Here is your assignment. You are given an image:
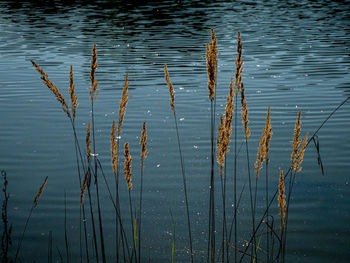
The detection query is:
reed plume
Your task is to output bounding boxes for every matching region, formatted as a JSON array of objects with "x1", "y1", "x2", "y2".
[
  {"x1": 234, "y1": 32, "x2": 243, "y2": 94},
  {"x1": 291, "y1": 112, "x2": 301, "y2": 169},
  {"x1": 90, "y1": 43, "x2": 98, "y2": 103},
  {"x1": 254, "y1": 106, "x2": 272, "y2": 178},
  {"x1": 34, "y1": 176, "x2": 48, "y2": 208},
  {"x1": 206, "y1": 28, "x2": 218, "y2": 101},
  {"x1": 31, "y1": 60, "x2": 70, "y2": 118},
  {"x1": 118, "y1": 74, "x2": 129, "y2": 136},
  {"x1": 69, "y1": 65, "x2": 78, "y2": 120},
  {"x1": 80, "y1": 171, "x2": 89, "y2": 206},
  {"x1": 140, "y1": 121, "x2": 148, "y2": 163},
  {"x1": 164, "y1": 64, "x2": 175, "y2": 114},
  {"x1": 240, "y1": 83, "x2": 250, "y2": 142},
  {"x1": 124, "y1": 143, "x2": 132, "y2": 191},
  {"x1": 278, "y1": 169, "x2": 286, "y2": 230},
  {"x1": 86, "y1": 122, "x2": 91, "y2": 163},
  {"x1": 111, "y1": 120, "x2": 118, "y2": 176},
  {"x1": 296, "y1": 132, "x2": 309, "y2": 172},
  {"x1": 216, "y1": 78, "x2": 234, "y2": 168}
]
